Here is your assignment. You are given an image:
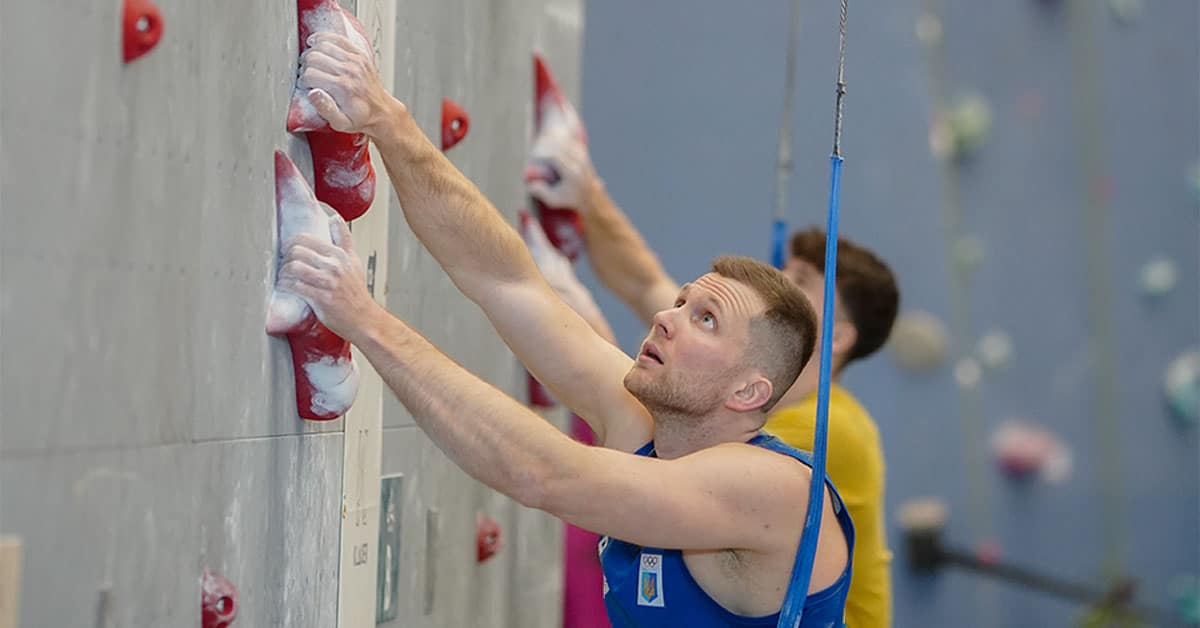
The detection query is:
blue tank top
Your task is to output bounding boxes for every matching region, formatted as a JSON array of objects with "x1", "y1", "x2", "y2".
[{"x1": 599, "y1": 433, "x2": 854, "y2": 628}]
